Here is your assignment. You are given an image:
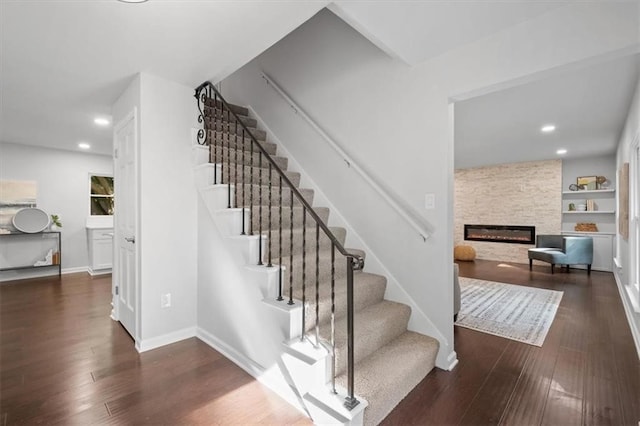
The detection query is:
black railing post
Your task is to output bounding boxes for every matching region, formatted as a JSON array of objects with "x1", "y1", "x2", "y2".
[
  {"x1": 344, "y1": 256, "x2": 360, "y2": 410},
  {"x1": 277, "y1": 175, "x2": 283, "y2": 301}
]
